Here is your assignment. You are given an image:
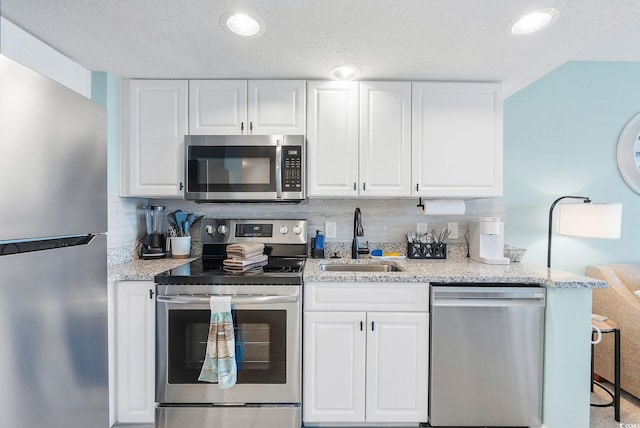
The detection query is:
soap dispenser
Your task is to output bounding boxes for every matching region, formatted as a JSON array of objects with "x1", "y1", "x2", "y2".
[{"x1": 312, "y1": 230, "x2": 325, "y2": 258}]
